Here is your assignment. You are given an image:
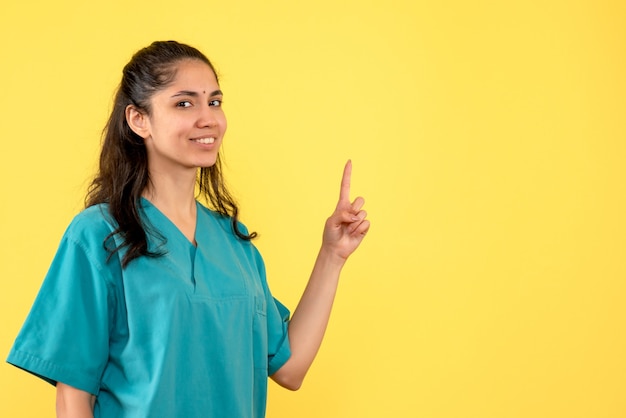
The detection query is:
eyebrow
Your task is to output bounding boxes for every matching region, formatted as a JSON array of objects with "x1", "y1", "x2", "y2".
[{"x1": 171, "y1": 89, "x2": 223, "y2": 98}]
